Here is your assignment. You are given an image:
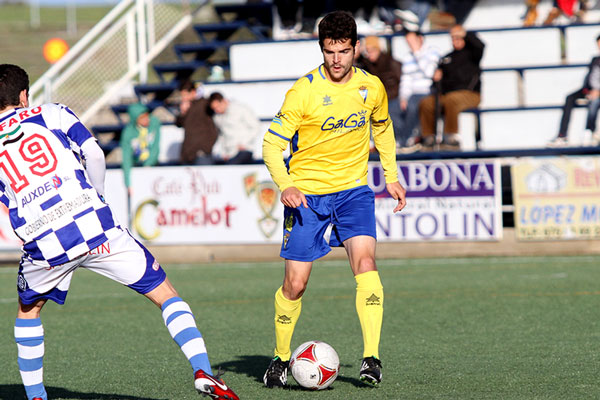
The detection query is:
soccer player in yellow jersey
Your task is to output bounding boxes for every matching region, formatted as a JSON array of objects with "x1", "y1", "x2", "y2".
[{"x1": 262, "y1": 11, "x2": 407, "y2": 388}]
